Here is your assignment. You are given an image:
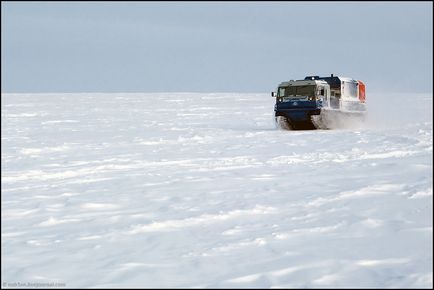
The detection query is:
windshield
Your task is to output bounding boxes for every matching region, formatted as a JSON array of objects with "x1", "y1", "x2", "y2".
[{"x1": 279, "y1": 85, "x2": 316, "y2": 98}]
